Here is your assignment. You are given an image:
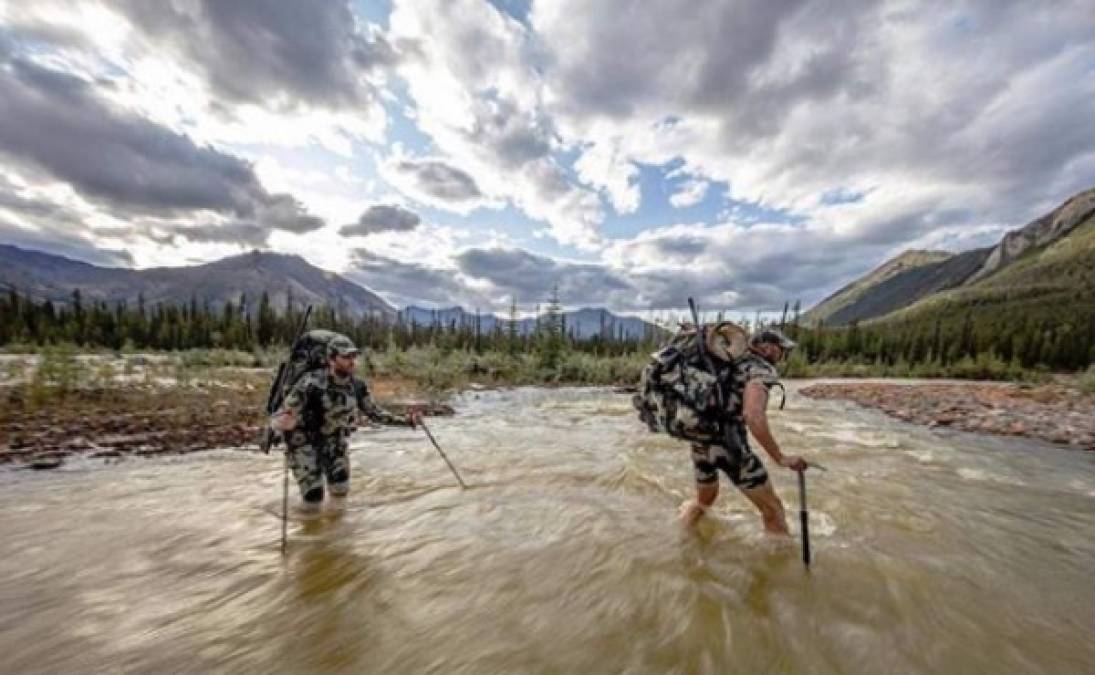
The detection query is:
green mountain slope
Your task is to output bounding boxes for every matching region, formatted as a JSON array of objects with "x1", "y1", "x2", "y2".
[
  {"x1": 824, "y1": 247, "x2": 990, "y2": 325},
  {"x1": 803, "y1": 249, "x2": 952, "y2": 324},
  {"x1": 874, "y1": 208, "x2": 1095, "y2": 329},
  {"x1": 808, "y1": 187, "x2": 1095, "y2": 329}
]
